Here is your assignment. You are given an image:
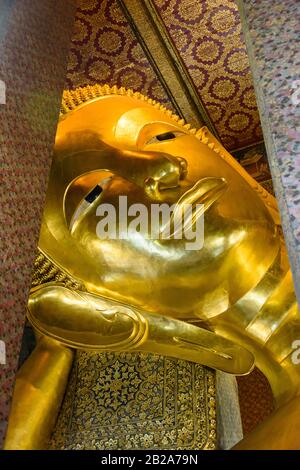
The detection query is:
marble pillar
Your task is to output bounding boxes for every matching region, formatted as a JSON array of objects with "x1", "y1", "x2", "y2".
[
  {"x1": 237, "y1": 0, "x2": 300, "y2": 303},
  {"x1": 0, "y1": 0, "x2": 75, "y2": 445}
]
